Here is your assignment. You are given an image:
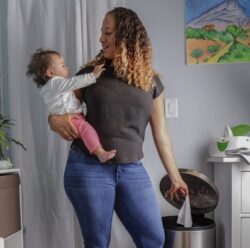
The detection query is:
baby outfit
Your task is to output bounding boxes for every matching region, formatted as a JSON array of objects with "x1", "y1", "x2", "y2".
[{"x1": 40, "y1": 74, "x2": 101, "y2": 153}]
